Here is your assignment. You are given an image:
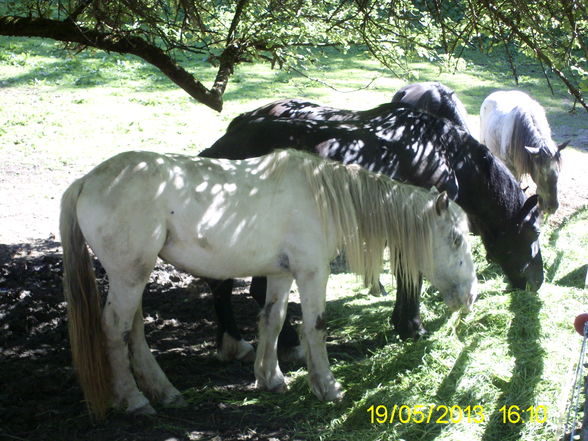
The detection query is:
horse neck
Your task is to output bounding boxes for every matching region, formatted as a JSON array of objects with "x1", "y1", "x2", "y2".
[
  {"x1": 452, "y1": 138, "x2": 525, "y2": 231},
  {"x1": 444, "y1": 101, "x2": 471, "y2": 134},
  {"x1": 304, "y1": 162, "x2": 433, "y2": 291},
  {"x1": 510, "y1": 108, "x2": 556, "y2": 176}
]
